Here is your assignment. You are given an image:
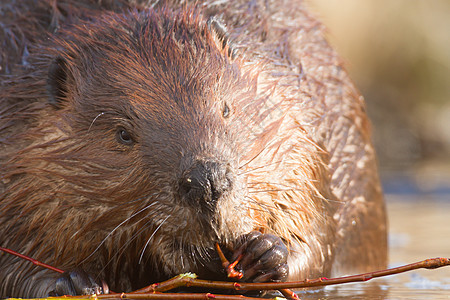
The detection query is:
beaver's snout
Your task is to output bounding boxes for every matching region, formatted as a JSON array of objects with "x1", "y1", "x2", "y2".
[{"x1": 178, "y1": 160, "x2": 233, "y2": 213}]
